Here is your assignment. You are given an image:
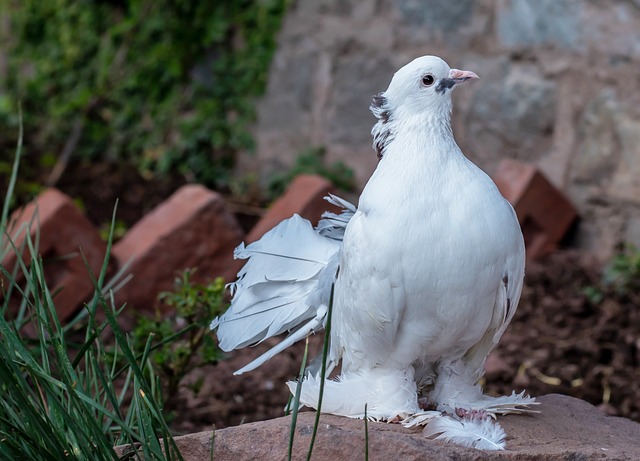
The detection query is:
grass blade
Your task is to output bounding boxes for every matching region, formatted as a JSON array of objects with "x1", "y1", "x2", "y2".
[
  {"x1": 364, "y1": 403, "x2": 369, "y2": 461},
  {"x1": 306, "y1": 283, "x2": 335, "y2": 461},
  {"x1": 209, "y1": 425, "x2": 216, "y2": 461},
  {"x1": 1, "y1": 104, "x2": 22, "y2": 230},
  {"x1": 288, "y1": 336, "x2": 310, "y2": 461}
]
